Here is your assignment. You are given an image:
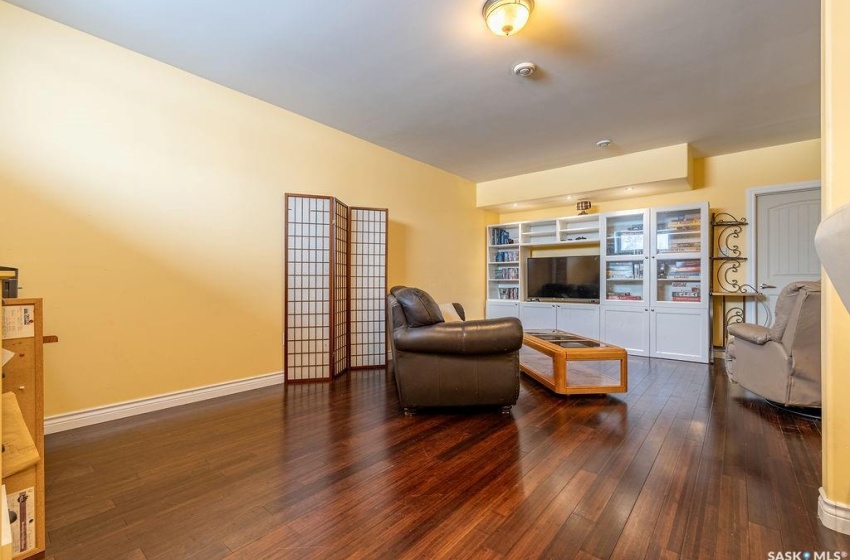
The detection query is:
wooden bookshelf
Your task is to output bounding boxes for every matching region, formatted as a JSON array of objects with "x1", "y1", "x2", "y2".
[{"x1": 1, "y1": 298, "x2": 46, "y2": 560}]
